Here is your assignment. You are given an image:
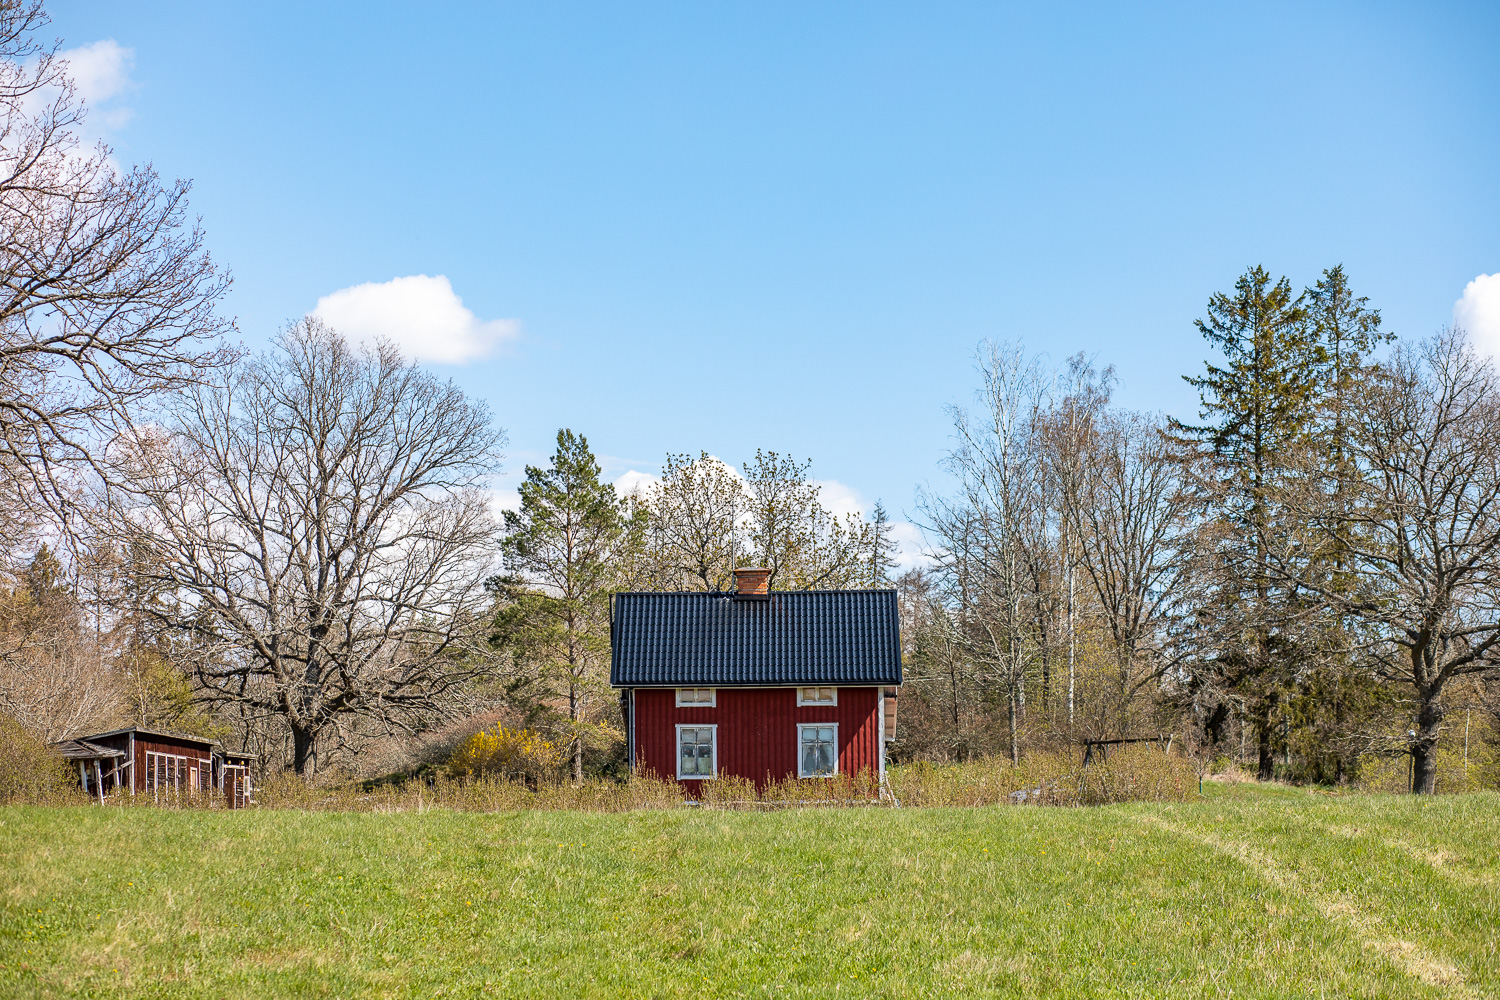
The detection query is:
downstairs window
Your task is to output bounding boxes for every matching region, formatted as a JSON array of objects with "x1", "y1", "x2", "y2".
[
  {"x1": 798, "y1": 725, "x2": 838, "y2": 778},
  {"x1": 677, "y1": 725, "x2": 716, "y2": 779}
]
